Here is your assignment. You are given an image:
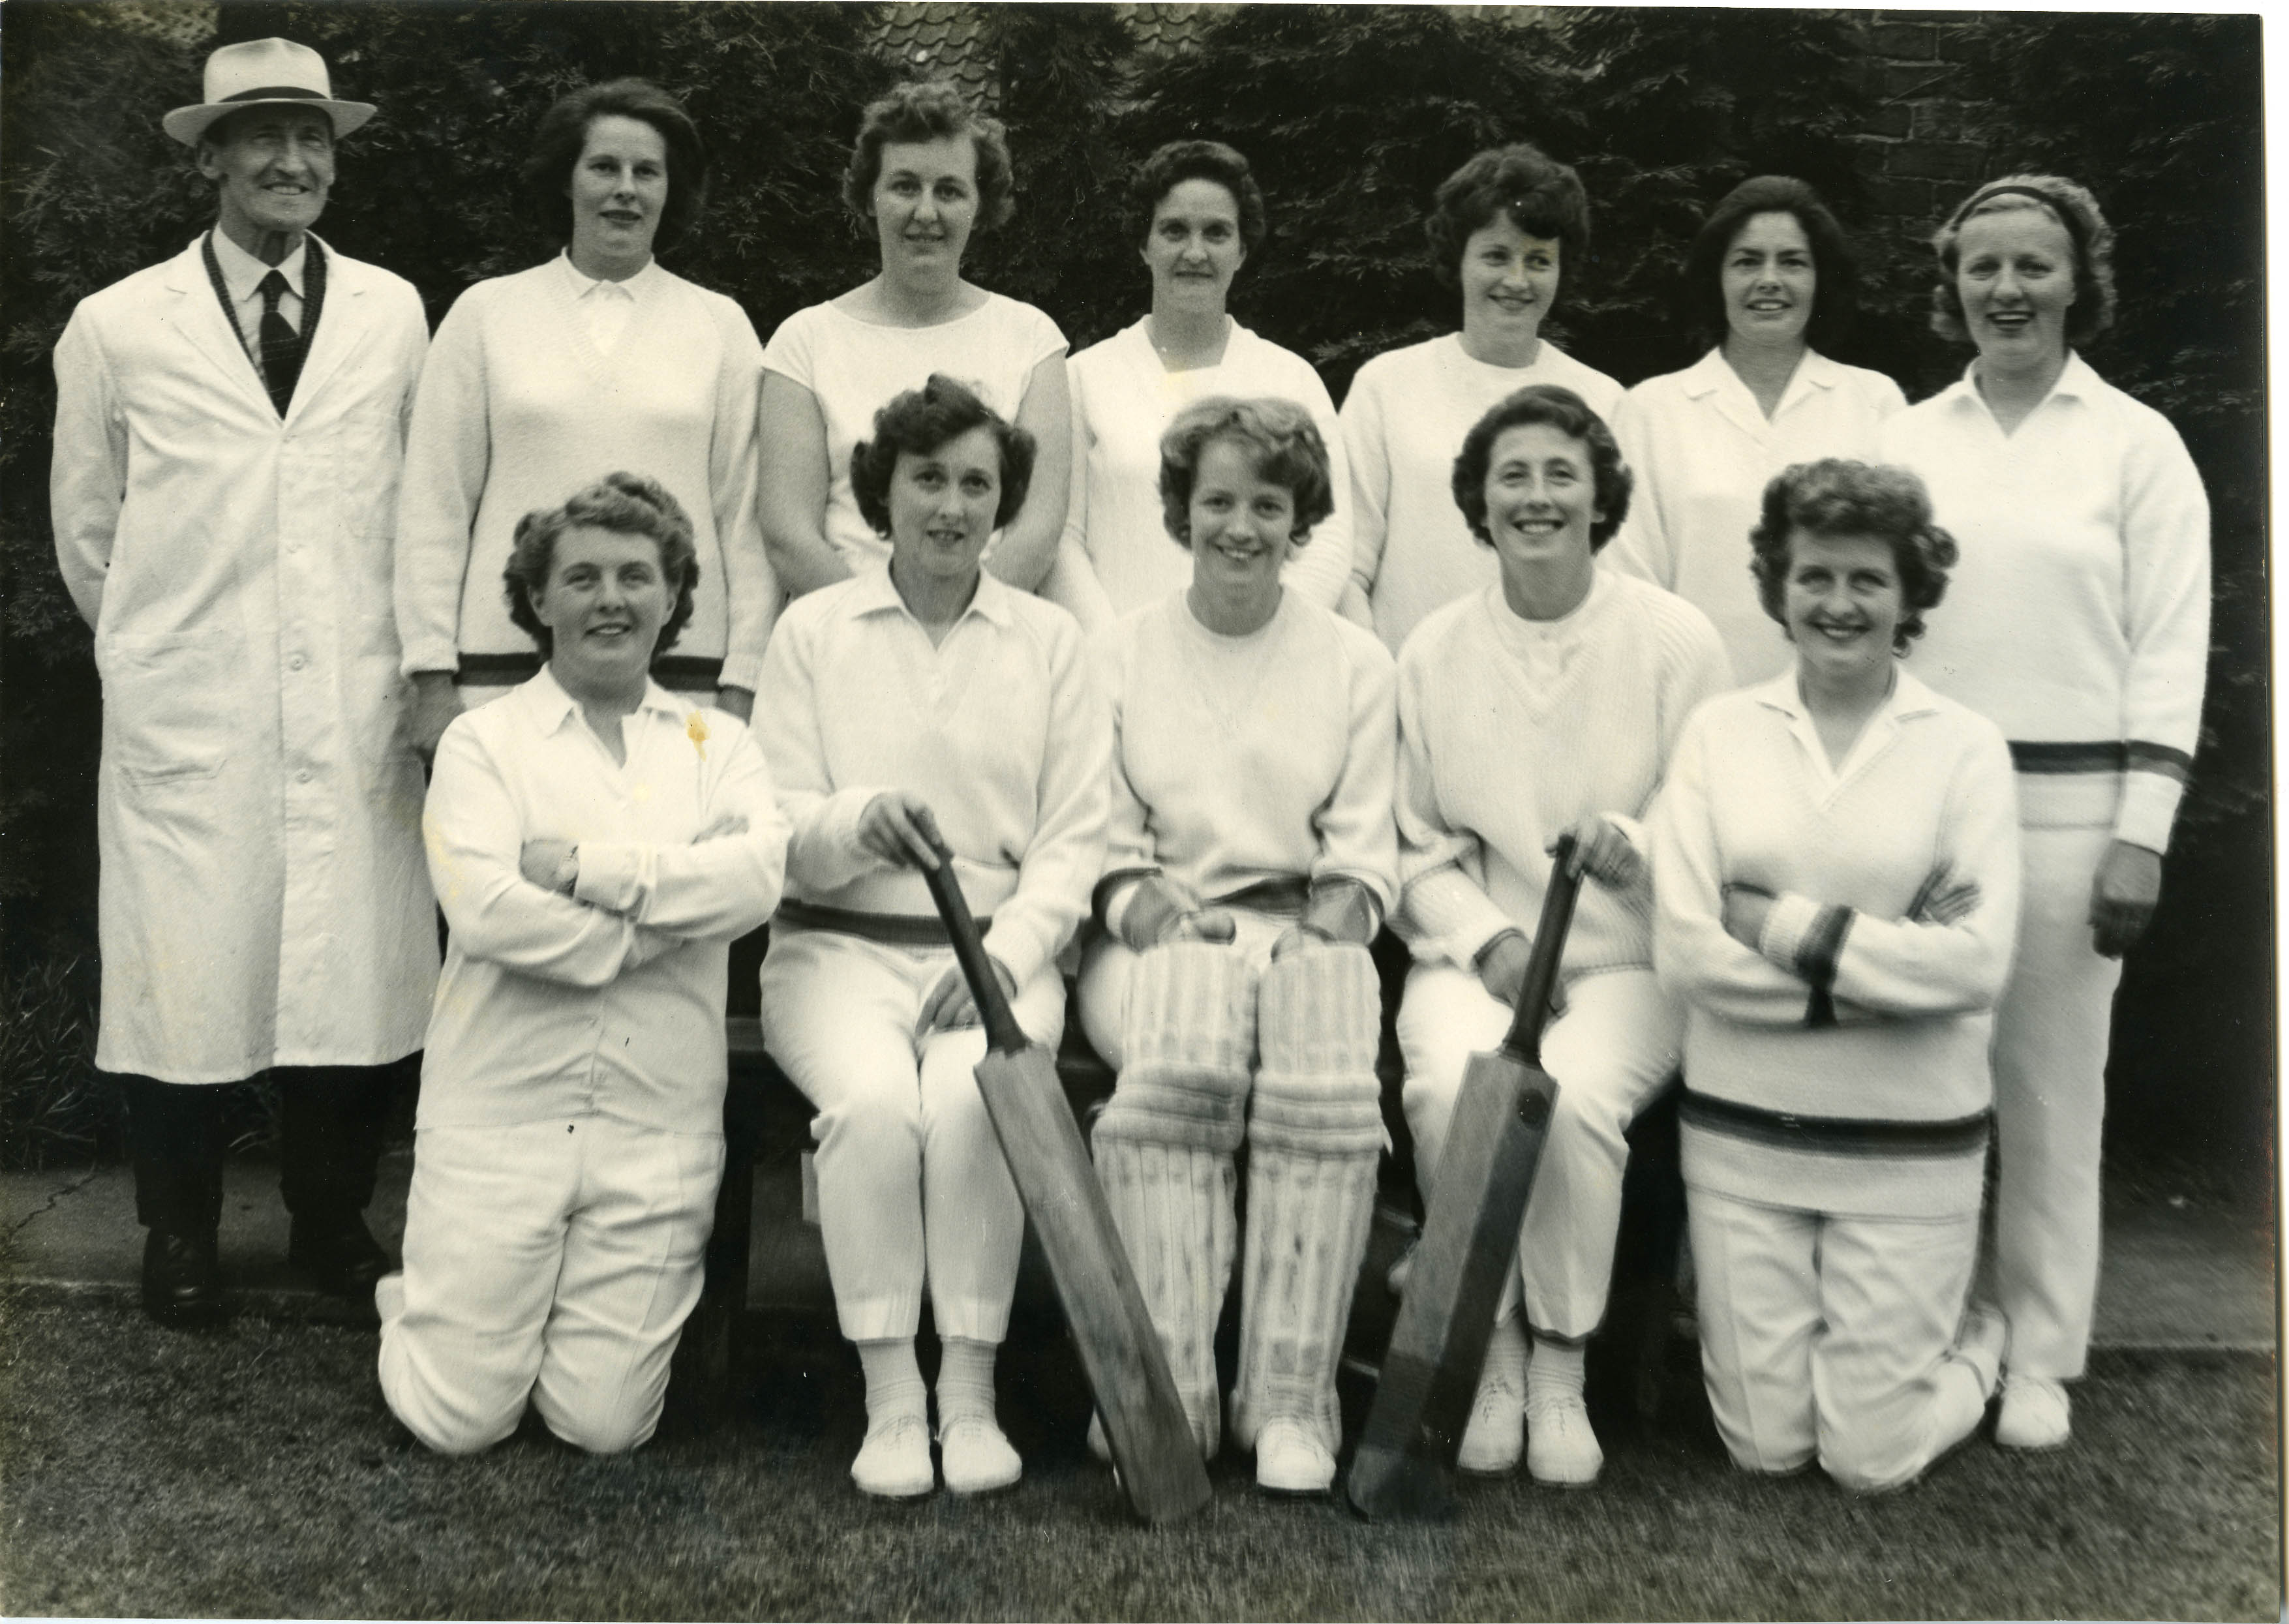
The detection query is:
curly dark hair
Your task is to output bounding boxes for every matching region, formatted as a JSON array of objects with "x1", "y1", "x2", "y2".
[
  {"x1": 1682, "y1": 175, "x2": 1861, "y2": 353},
  {"x1": 1129, "y1": 139, "x2": 1268, "y2": 257},
  {"x1": 519, "y1": 79, "x2": 710, "y2": 251},
  {"x1": 1449, "y1": 385, "x2": 1632, "y2": 552},
  {"x1": 1156, "y1": 396, "x2": 1335, "y2": 549},
  {"x1": 1928, "y1": 173, "x2": 2116, "y2": 348},
  {"x1": 841, "y1": 80, "x2": 1015, "y2": 232},
  {"x1": 851, "y1": 374, "x2": 1036, "y2": 537},
  {"x1": 1425, "y1": 143, "x2": 1590, "y2": 294},
  {"x1": 1748, "y1": 459, "x2": 1959, "y2": 652},
  {"x1": 505, "y1": 472, "x2": 700, "y2": 657}
]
